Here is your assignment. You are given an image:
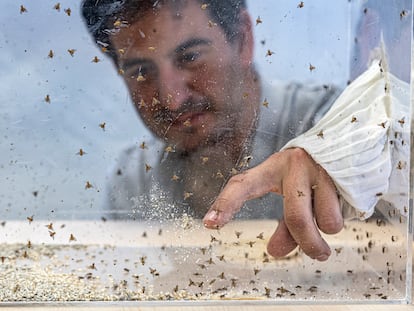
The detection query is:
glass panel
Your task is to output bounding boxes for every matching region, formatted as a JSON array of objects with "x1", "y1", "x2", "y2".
[{"x1": 0, "y1": 0, "x2": 412, "y2": 305}]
